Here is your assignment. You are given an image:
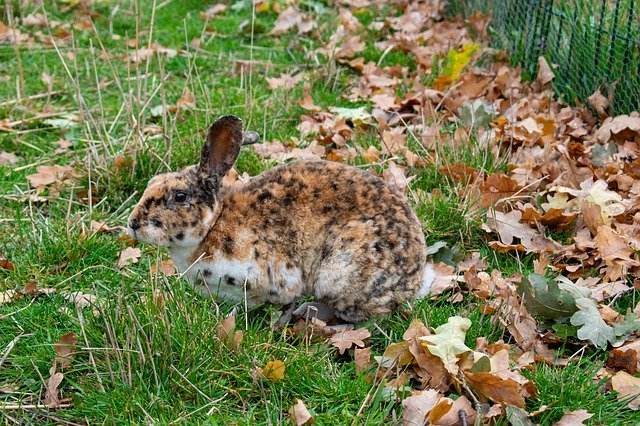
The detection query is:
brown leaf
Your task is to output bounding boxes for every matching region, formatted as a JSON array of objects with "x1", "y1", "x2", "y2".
[
  {"x1": 289, "y1": 399, "x2": 315, "y2": 425},
  {"x1": 0, "y1": 151, "x2": 19, "y2": 165},
  {"x1": 200, "y1": 3, "x2": 227, "y2": 19},
  {"x1": 261, "y1": 360, "x2": 285, "y2": 382},
  {"x1": 329, "y1": 328, "x2": 371, "y2": 354},
  {"x1": 117, "y1": 247, "x2": 141, "y2": 269},
  {"x1": 0, "y1": 290, "x2": 16, "y2": 307},
  {"x1": 465, "y1": 371, "x2": 526, "y2": 408},
  {"x1": 177, "y1": 89, "x2": 195, "y2": 110},
  {"x1": 0, "y1": 257, "x2": 14, "y2": 271},
  {"x1": 432, "y1": 396, "x2": 476, "y2": 426},
  {"x1": 216, "y1": 315, "x2": 242, "y2": 350},
  {"x1": 402, "y1": 389, "x2": 441, "y2": 426},
  {"x1": 608, "y1": 338, "x2": 640, "y2": 374},
  {"x1": 427, "y1": 399, "x2": 453, "y2": 424},
  {"x1": 354, "y1": 347, "x2": 372, "y2": 373},
  {"x1": 588, "y1": 89, "x2": 609, "y2": 119},
  {"x1": 611, "y1": 370, "x2": 640, "y2": 410},
  {"x1": 54, "y1": 332, "x2": 78, "y2": 370},
  {"x1": 298, "y1": 82, "x2": 322, "y2": 112},
  {"x1": 553, "y1": 409, "x2": 593, "y2": 426},
  {"x1": 383, "y1": 161, "x2": 412, "y2": 192},
  {"x1": 150, "y1": 259, "x2": 176, "y2": 277},
  {"x1": 480, "y1": 173, "x2": 522, "y2": 208},
  {"x1": 44, "y1": 372, "x2": 64, "y2": 408},
  {"x1": 266, "y1": 72, "x2": 303, "y2": 90},
  {"x1": 537, "y1": 56, "x2": 555, "y2": 85}
]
